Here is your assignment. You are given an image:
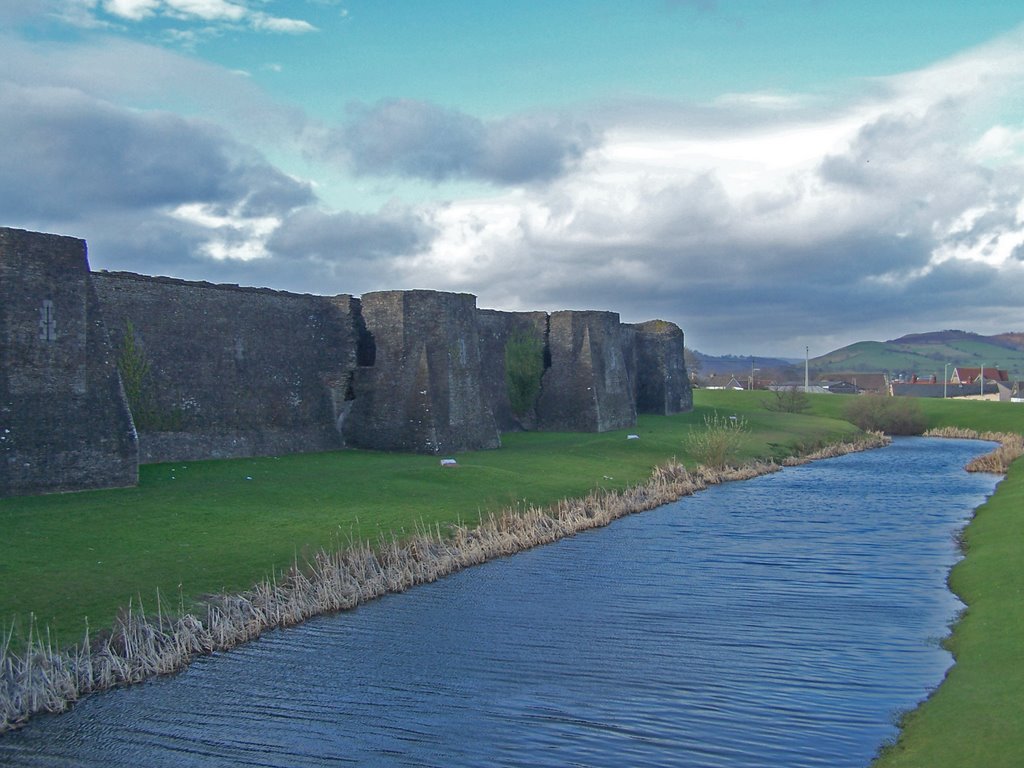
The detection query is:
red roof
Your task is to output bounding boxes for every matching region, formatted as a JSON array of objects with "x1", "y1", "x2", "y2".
[{"x1": 952, "y1": 367, "x2": 1009, "y2": 384}]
